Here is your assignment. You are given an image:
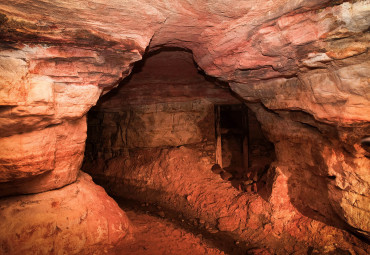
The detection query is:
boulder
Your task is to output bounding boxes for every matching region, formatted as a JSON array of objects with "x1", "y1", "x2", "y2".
[{"x1": 0, "y1": 171, "x2": 132, "y2": 255}]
